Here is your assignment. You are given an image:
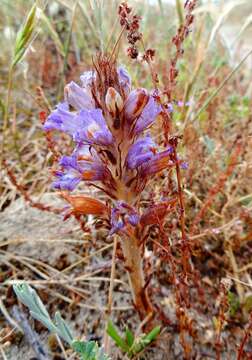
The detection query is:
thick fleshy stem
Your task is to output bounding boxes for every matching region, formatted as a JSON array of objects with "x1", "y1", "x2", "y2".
[{"x1": 120, "y1": 234, "x2": 153, "y2": 321}]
